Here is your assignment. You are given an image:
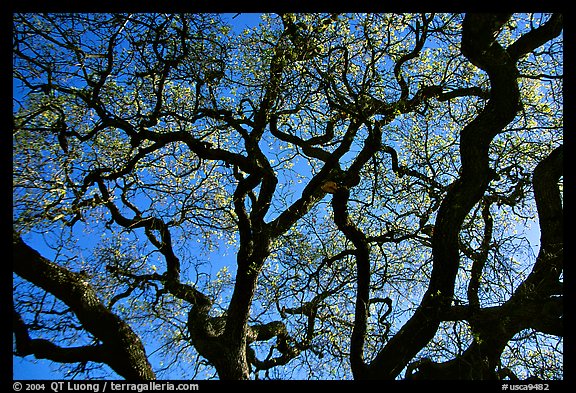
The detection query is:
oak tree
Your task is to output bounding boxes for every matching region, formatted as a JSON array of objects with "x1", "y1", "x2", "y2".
[{"x1": 13, "y1": 13, "x2": 563, "y2": 380}]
